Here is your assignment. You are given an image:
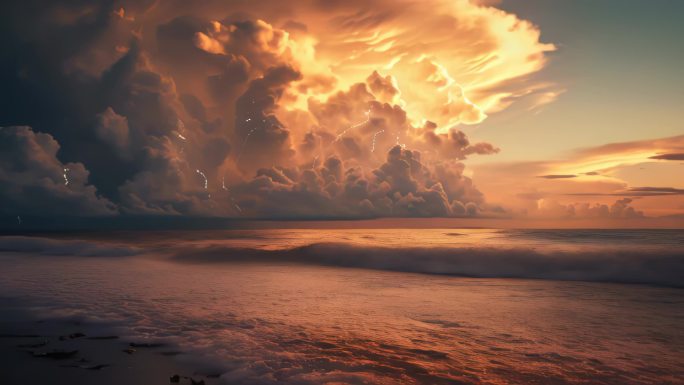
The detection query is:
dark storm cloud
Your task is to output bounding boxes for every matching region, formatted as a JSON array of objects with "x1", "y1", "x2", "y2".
[
  {"x1": 234, "y1": 66, "x2": 301, "y2": 172},
  {"x1": 0, "y1": 0, "x2": 503, "y2": 218},
  {"x1": 227, "y1": 145, "x2": 486, "y2": 218},
  {"x1": 0, "y1": 126, "x2": 117, "y2": 216}
]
